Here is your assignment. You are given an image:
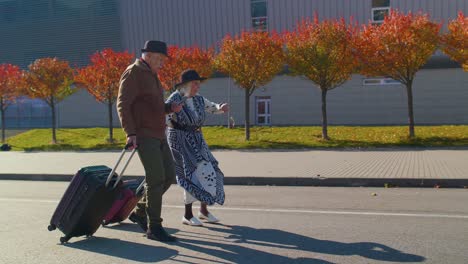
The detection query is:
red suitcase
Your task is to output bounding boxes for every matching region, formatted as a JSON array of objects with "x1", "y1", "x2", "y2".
[
  {"x1": 48, "y1": 147, "x2": 137, "y2": 243},
  {"x1": 102, "y1": 178, "x2": 145, "y2": 225}
]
